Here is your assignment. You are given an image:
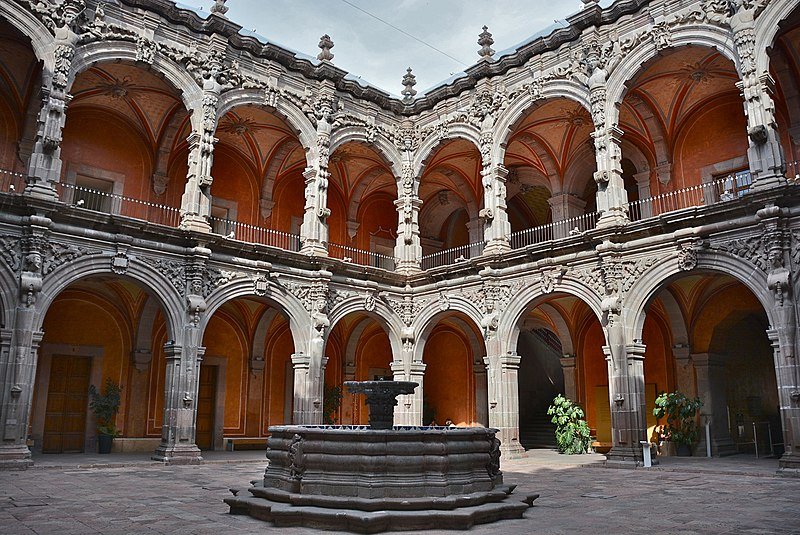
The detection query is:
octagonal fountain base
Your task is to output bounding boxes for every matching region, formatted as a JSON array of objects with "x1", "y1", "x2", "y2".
[{"x1": 225, "y1": 425, "x2": 537, "y2": 532}]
